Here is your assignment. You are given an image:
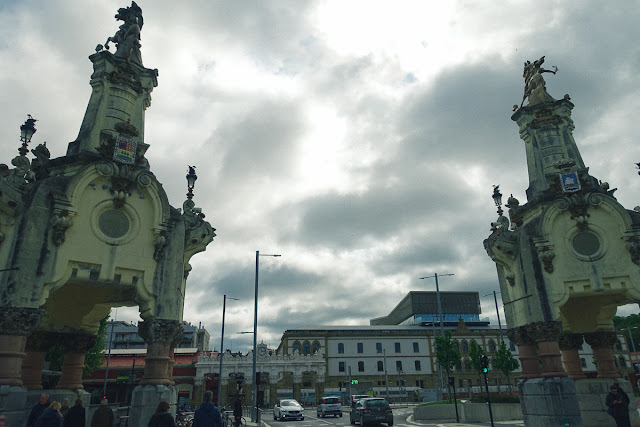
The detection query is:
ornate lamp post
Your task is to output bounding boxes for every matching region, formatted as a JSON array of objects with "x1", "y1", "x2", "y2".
[
  {"x1": 186, "y1": 166, "x2": 198, "y2": 199},
  {"x1": 19, "y1": 115, "x2": 37, "y2": 156},
  {"x1": 492, "y1": 185, "x2": 503, "y2": 217}
]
